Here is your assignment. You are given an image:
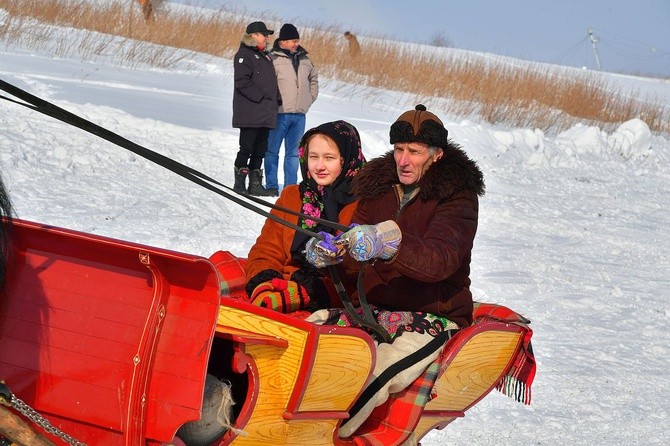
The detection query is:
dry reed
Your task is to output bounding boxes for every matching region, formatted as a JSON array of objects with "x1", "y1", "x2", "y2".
[{"x1": 1, "y1": 0, "x2": 667, "y2": 134}]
